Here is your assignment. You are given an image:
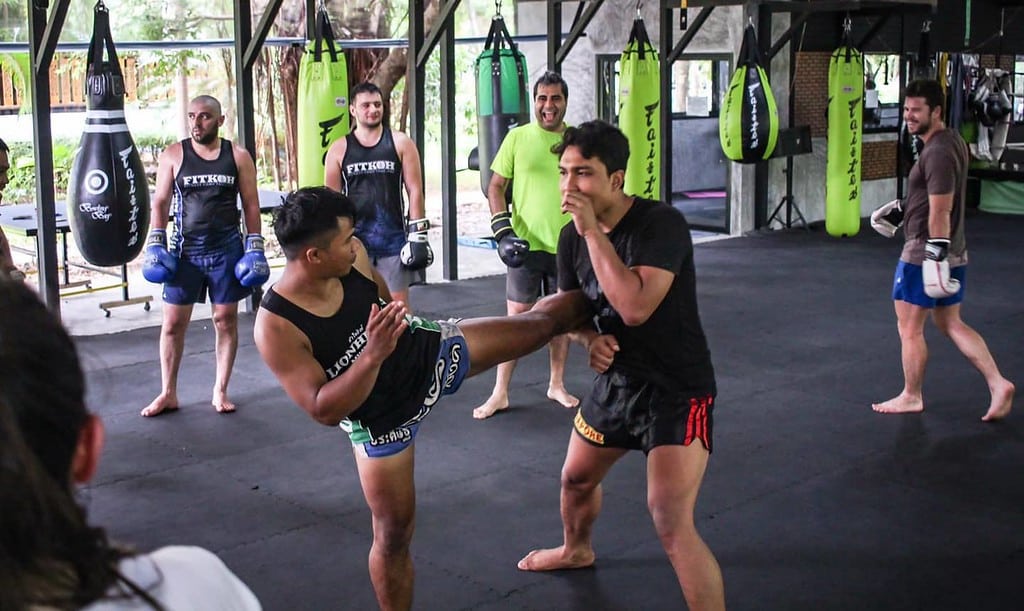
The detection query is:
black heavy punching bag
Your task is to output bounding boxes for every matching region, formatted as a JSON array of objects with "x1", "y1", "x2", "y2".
[
  {"x1": 474, "y1": 14, "x2": 529, "y2": 196},
  {"x1": 67, "y1": 1, "x2": 150, "y2": 267}
]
